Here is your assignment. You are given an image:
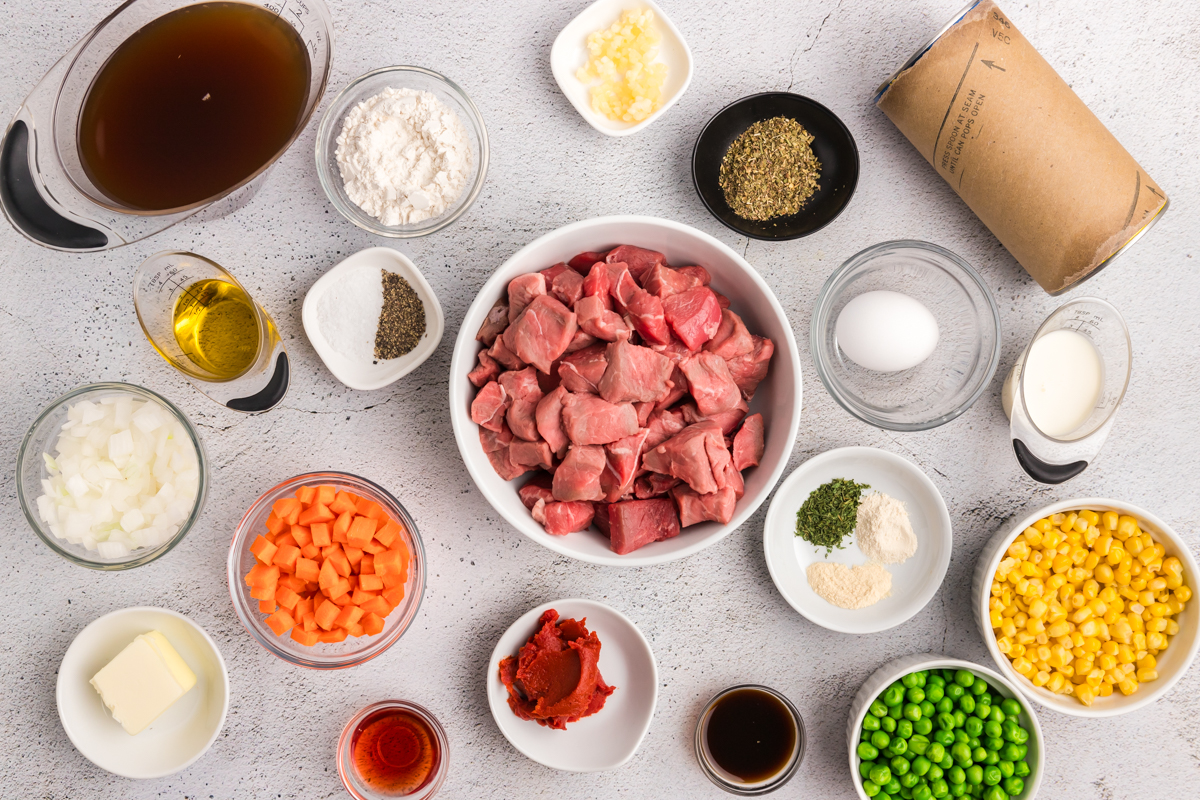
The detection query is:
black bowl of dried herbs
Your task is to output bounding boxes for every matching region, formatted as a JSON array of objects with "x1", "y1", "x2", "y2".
[{"x1": 692, "y1": 93, "x2": 859, "y2": 240}]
